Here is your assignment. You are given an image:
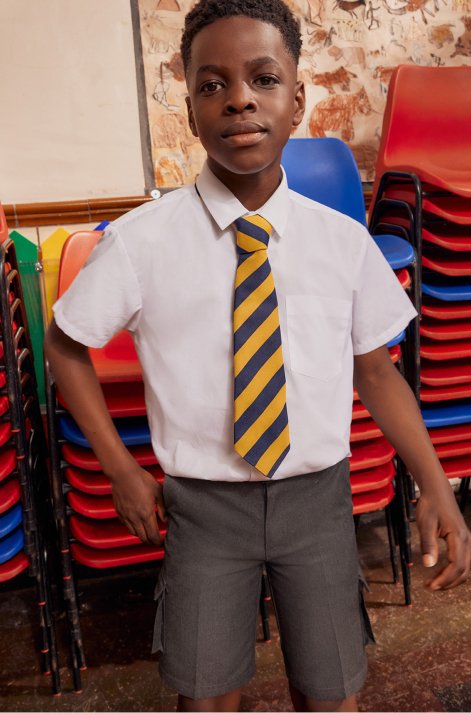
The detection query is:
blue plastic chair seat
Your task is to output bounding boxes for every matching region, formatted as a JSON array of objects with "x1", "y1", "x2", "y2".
[
  {"x1": 59, "y1": 415, "x2": 151, "y2": 448},
  {"x1": 0, "y1": 526, "x2": 24, "y2": 564},
  {"x1": 386, "y1": 330, "x2": 405, "y2": 348},
  {"x1": 421, "y1": 401, "x2": 471, "y2": 428},
  {"x1": 422, "y1": 271, "x2": 471, "y2": 302},
  {"x1": 0, "y1": 503, "x2": 23, "y2": 540},
  {"x1": 373, "y1": 234, "x2": 415, "y2": 270}
]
